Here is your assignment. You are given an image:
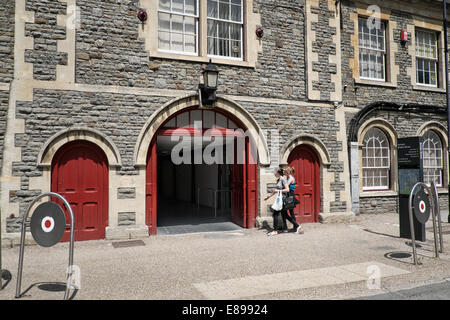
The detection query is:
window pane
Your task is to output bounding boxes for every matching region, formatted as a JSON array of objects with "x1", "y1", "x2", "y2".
[
  {"x1": 231, "y1": 40, "x2": 241, "y2": 58},
  {"x1": 158, "y1": 31, "x2": 170, "y2": 50},
  {"x1": 422, "y1": 130, "x2": 443, "y2": 186},
  {"x1": 362, "y1": 128, "x2": 390, "y2": 189},
  {"x1": 231, "y1": 4, "x2": 241, "y2": 22},
  {"x1": 185, "y1": 16, "x2": 196, "y2": 34},
  {"x1": 171, "y1": 14, "x2": 183, "y2": 33},
  {"x1": 218, "y1": 21, "x2": 228, "y2": 39},
  {"x1": 172, "y1": 0, "x2": 184, "y2": 13},
  {"x1": 358, "y1": 17, "x2": 385, "y2": 80},
  {"x1": 185, "y1": 35, "x2": 196, "y2": 53},
  {"x1": 218, "y1": 38, "x2": 229, "y2": 56},
  {"x1": 208, "y1": 36, "x2": 217, "y2": 55},
  {"x1": 230, "y1": 23, "x2": 241, "y2": 40},
  {"x1": 158, "y1": 2, "x2": 199, "y2": 54},
  {"x1": 207, "y1": 20, "x2": 216, "y2": 37},
  {"x1": 207, "y1": 0, "x2": 243, "y2": 59},
  {"x1": 207, "y1": 0, "x2": 218, "y2": 18},
  {"x1": 159, "y1": 0, "x2": 170, "y2": 11},
  {"x1": 185, "y1": 0, "x2": 197, "y2": 15},
  {"x1": 172, "y1": 33, "x2": 183, "y2": 51},
  {"x1": 158, "y1": 13, "x2": 170, "y2": 31},
  {"x1": 219, "y1": 1, "x2": 230, "y2": 20}
]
